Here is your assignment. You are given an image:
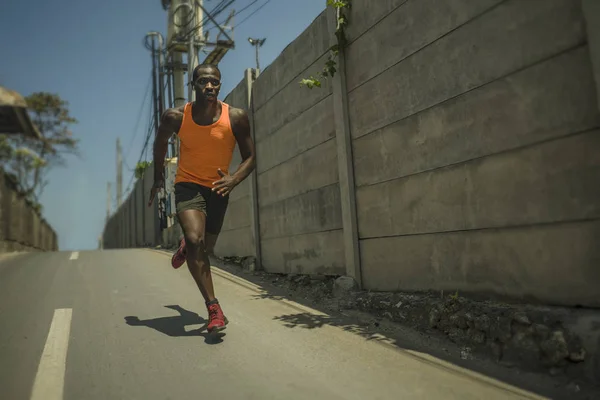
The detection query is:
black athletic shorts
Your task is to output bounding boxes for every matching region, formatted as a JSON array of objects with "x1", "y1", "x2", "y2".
[{"x1": 174, "y1": 182, "x2": 229, "y2": 235}]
